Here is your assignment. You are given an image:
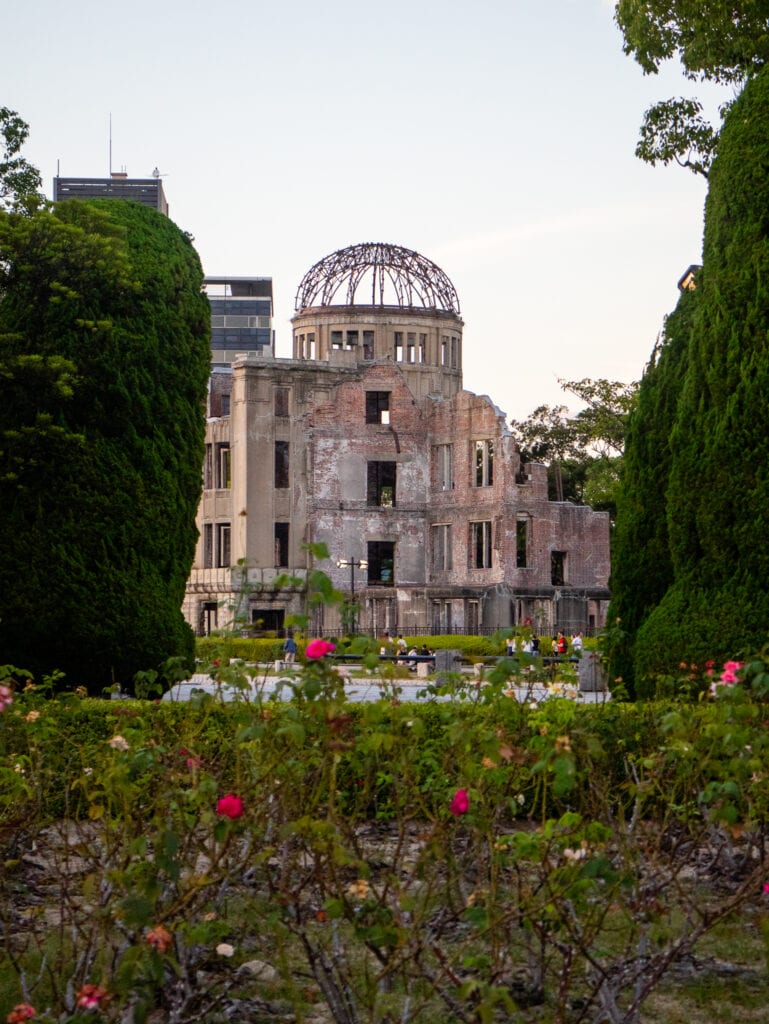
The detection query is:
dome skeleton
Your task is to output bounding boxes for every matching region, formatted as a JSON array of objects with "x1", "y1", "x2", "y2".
[{"x1": 294, "y1": 242, "x2": 461, "y2": 315}]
